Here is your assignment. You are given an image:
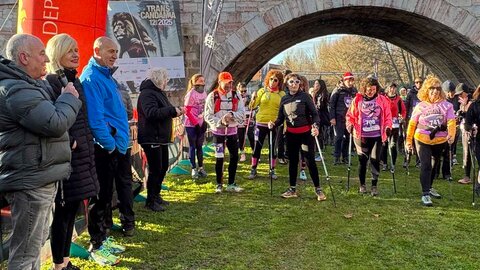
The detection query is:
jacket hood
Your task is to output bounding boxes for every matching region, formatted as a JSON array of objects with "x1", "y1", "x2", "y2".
[
  {"x1": 140, "y1": 79, "x2": 161, "y2": 92},
  {"x1": 0, "y1": 55, "x2": 39, "y2": 87}
]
